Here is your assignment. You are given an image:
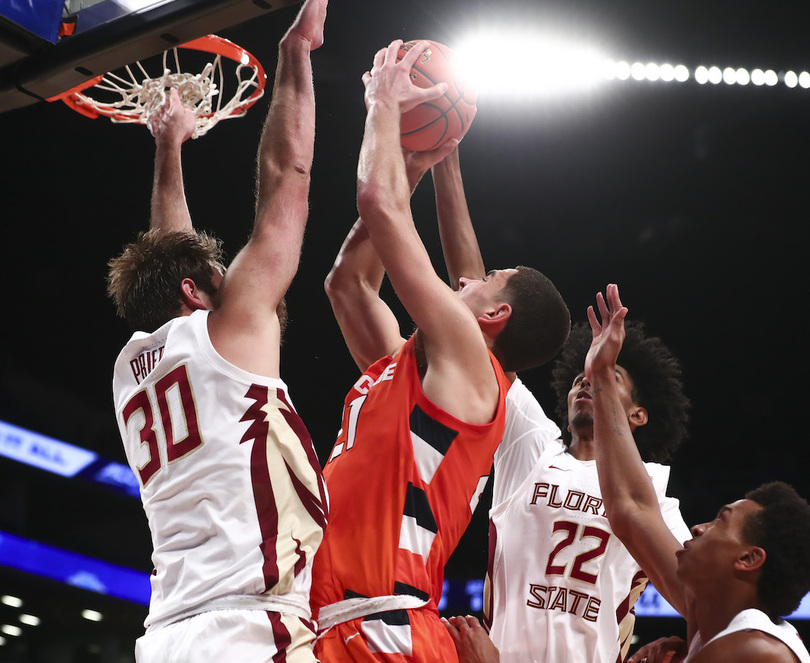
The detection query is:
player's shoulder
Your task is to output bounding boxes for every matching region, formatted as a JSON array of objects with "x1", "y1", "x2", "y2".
[{"x1": 694, "y1": 629, "x2": 803, "y2": 663}]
